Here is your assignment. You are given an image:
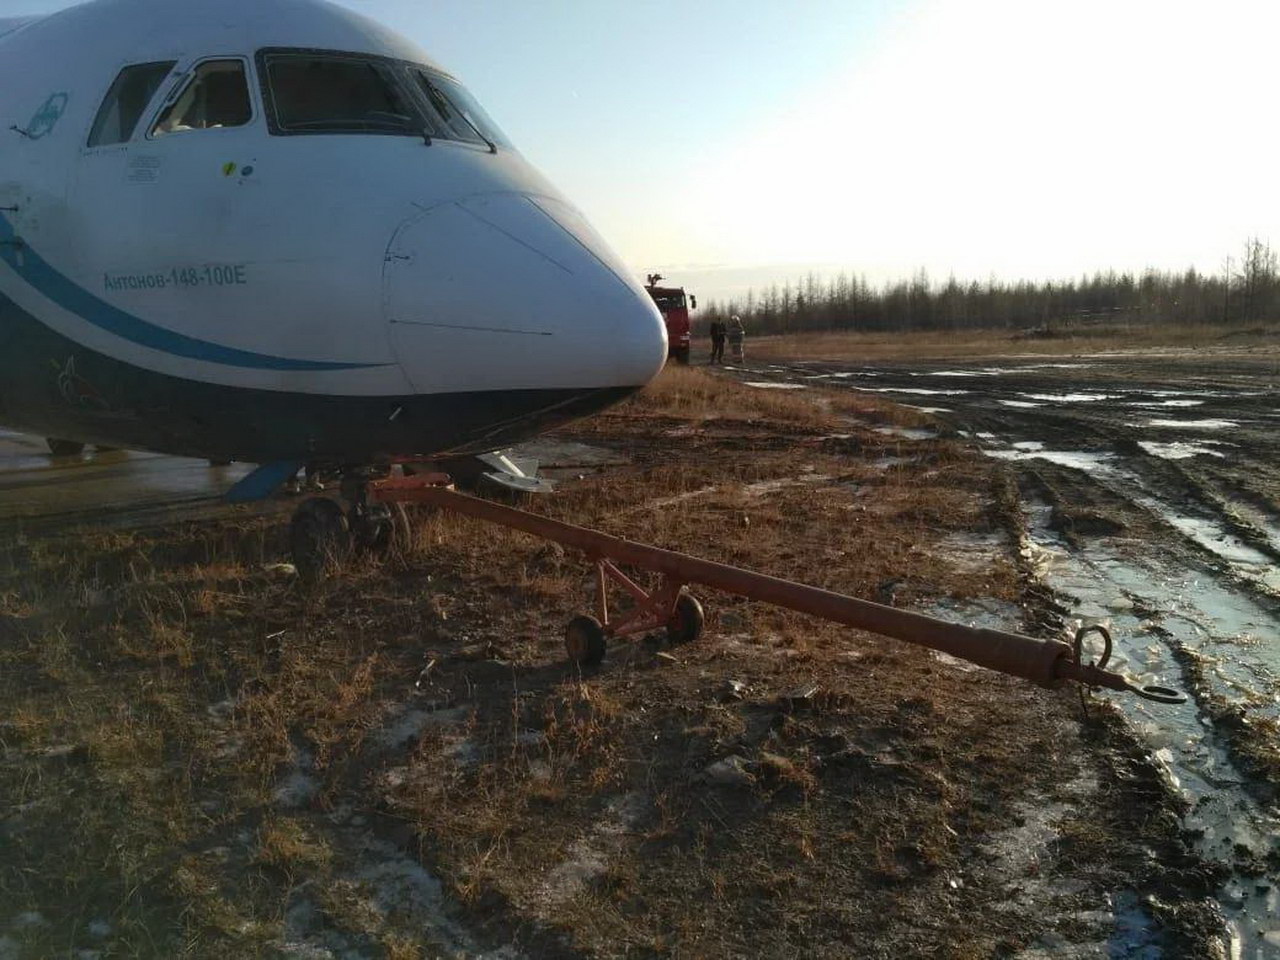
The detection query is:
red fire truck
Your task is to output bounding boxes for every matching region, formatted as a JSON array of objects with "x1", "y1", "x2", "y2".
[{"x1": 645, "y1": 274, "x2": 696, "y2": 364}]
